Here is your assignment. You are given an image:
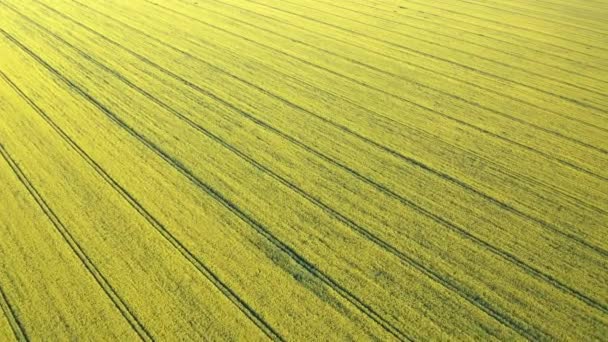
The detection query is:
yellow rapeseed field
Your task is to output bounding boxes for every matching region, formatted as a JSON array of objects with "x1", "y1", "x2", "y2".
[{"x1": 0, "y1": 0, "x2": 607, "y2": 340}]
